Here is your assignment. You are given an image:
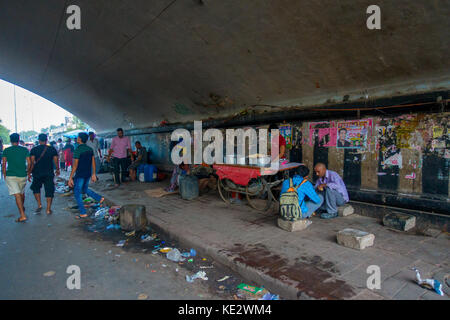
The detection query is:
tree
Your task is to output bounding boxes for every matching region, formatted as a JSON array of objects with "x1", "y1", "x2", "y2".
[
  {"x1": 19, "y1": 130, "x2": 38, "y2": 142},
  {"x1": 72, "y1": 116, "x2": 88, "y2": 130},
  {"x1": 0, "y1": 120, "x2": 10, "y2": 144}
]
